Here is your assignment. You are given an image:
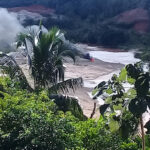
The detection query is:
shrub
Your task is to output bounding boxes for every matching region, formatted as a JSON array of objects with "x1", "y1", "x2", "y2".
[
  {"x1": 0, "y1": 77, "x2": 81, "y2": 150},
  {"x1": 120, "y1": 141, "x2": 138, "y2": 150},
  {"x1": 0, "y1": 77, "x2": 142, "y2": 150},
  {"x1": 74, "y1": 118, "x2": 122, "y2": 150}
]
